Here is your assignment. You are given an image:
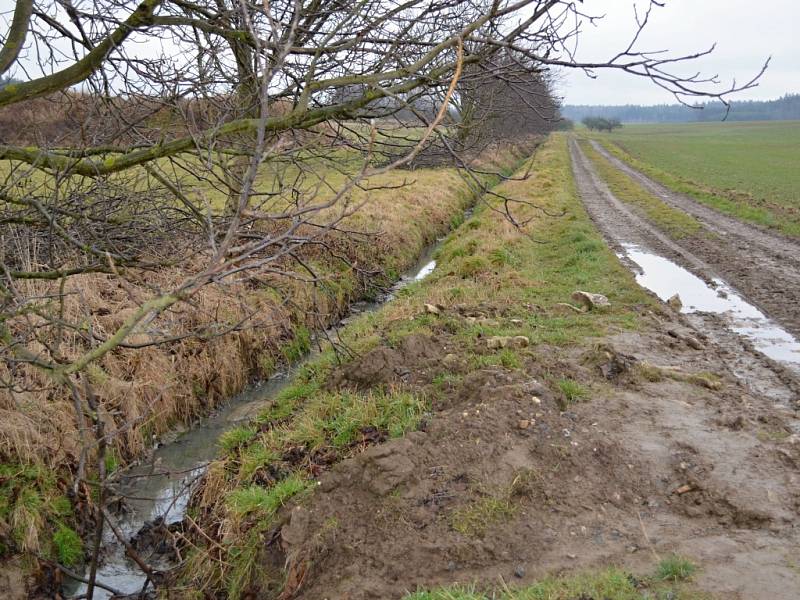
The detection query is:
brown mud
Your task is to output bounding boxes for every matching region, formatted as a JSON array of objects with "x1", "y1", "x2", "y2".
[
  {"x1": 570, "y1": 137, "x2": 800, "y2": 395},
  {"x1": 588, "y1": 139, "x2": 800, "y2": 340},
  {"x1": 261, "y1": 302, "x2": 800, "y2": 599}
]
